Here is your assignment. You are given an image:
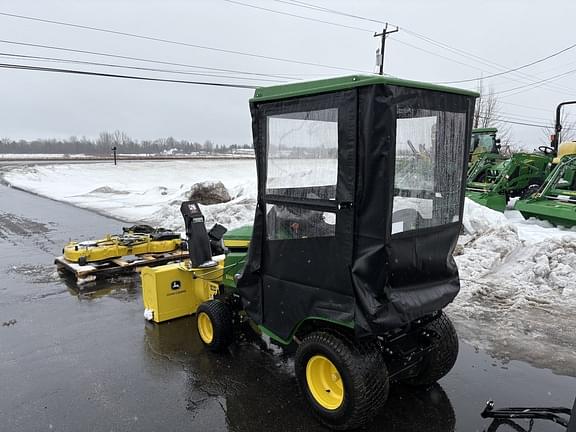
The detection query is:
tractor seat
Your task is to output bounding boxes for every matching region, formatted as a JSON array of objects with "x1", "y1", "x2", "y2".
[
  {"x1": 553, "y1": 141, "x2": 576, "y2": 164},
  {"x1": 392, "y1": 208, "x2": 426, "y2": 232}
]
